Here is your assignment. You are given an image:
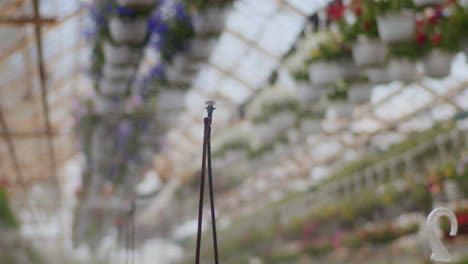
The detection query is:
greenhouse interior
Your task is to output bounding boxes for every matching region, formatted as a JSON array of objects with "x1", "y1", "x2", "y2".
[{"x1": 2, "y1": 0, "x2": 468, "y2": 263}]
